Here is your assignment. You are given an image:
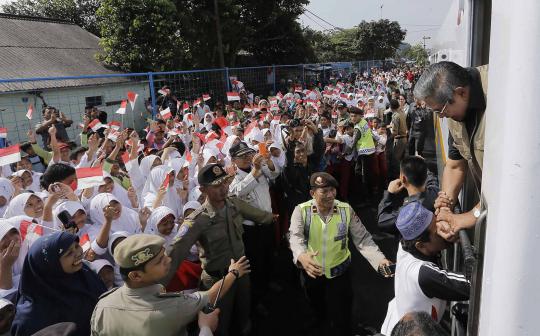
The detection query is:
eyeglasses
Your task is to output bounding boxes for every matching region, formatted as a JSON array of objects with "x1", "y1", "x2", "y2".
[{"x1": 433, "y1": 100, "x2": 449, "y2": 116}]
